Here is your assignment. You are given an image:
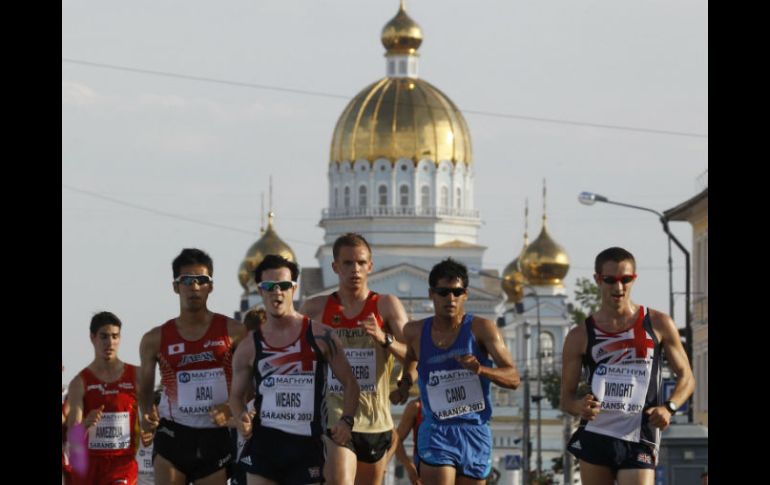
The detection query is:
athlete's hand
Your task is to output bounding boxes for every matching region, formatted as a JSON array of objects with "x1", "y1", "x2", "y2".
[
  {"x1": 390, "y1": 385, "x2": 409, "y2": 405},
  {"x1": 331, "y1": 420, "x2": 352, "y2": 446},
  {"x1": 645, "y1": 405, "x2": 673, "y2": 430},
  {"x1": 236, "y1": 410, "x2": 255, "y2": 439},
  {"x1": 141, "y1": 404, "x2": 160, "y2": 446},
  {"x1": 209, "y1": 402, "x2": 233, "y2": 427},
  {"x1": 358, "y1": 313, "x2": 385, "y2": 345},
  {"x1": 455, "y1": 354, "x2": 482, "y2": 374},
  {"x1": 580, "y1": 394, "x2": 601, "y2": 421},
  {"x1": 83, "y1": 405, "x2": 104, "y2": 429},
  {"x1": 406, "y1": 462, "x2": 422, "y2": 485}
]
